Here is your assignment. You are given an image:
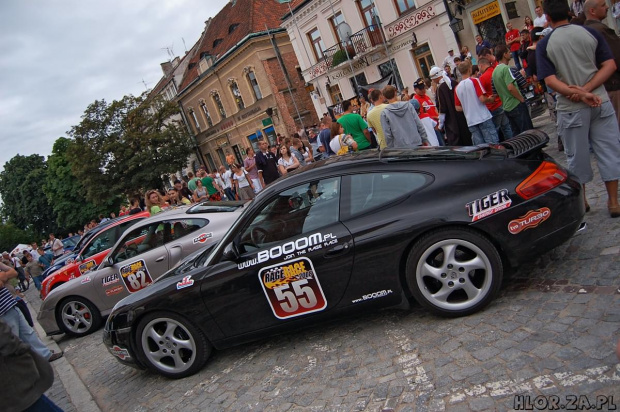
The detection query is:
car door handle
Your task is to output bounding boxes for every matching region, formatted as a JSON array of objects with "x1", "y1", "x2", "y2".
[
  {"x1": 155, "y1": 256, "x2": 166, "y2": 262},
  {"x1": 324, "y1": 242, "x2": 349, "y2": 258}
]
